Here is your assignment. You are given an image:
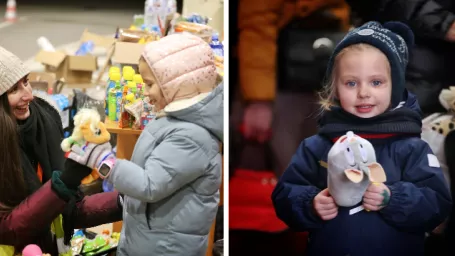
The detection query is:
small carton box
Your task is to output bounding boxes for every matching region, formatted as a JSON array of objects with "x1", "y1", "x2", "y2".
[
  {"x1": 35, "y1": 51, "x2": 98, "y2": 84},
  {"x1": 111, "y1": 41, "x2": 145, "y2": 66},
  {"x1": 29, "y1": 71, "x2": 58, "y2": 93}
]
